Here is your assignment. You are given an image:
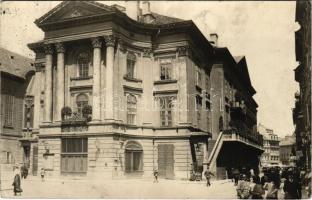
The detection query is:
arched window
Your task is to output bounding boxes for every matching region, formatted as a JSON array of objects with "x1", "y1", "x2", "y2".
[
  {"x1": 77, "y1": 52, "x2": 90, "y2": 78},
  {"x1": 126, "y1": 52, "x2": 136, "y2": 78},
  {"x1": 125, "y1": 141, "x2": 143, "y2": 173},
  {"x1": 127, "y1": 94, "x2": 137, "y2": 125},
  {"x1": 76, "y1": 94, "x2": 88, "y2": 115}
]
